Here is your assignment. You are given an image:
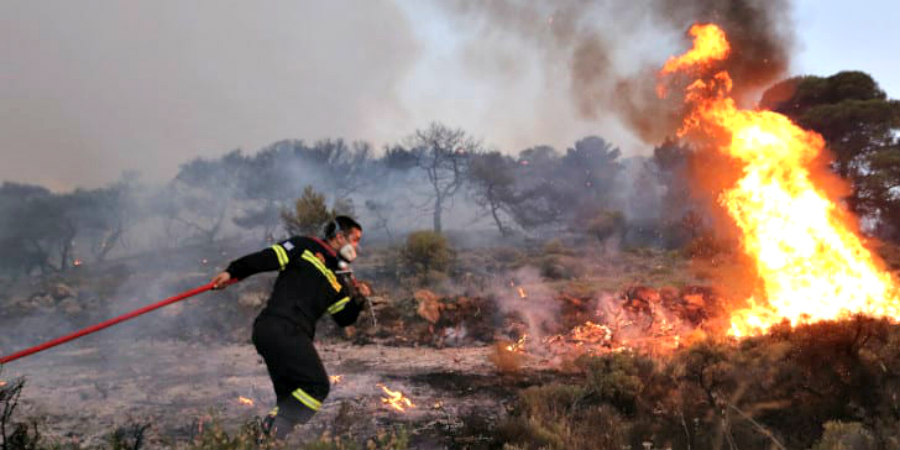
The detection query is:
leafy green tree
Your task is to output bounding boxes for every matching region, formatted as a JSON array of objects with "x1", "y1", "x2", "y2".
[{"x1": 282, "y1": 186, "x2": 332, "y2": 236}]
